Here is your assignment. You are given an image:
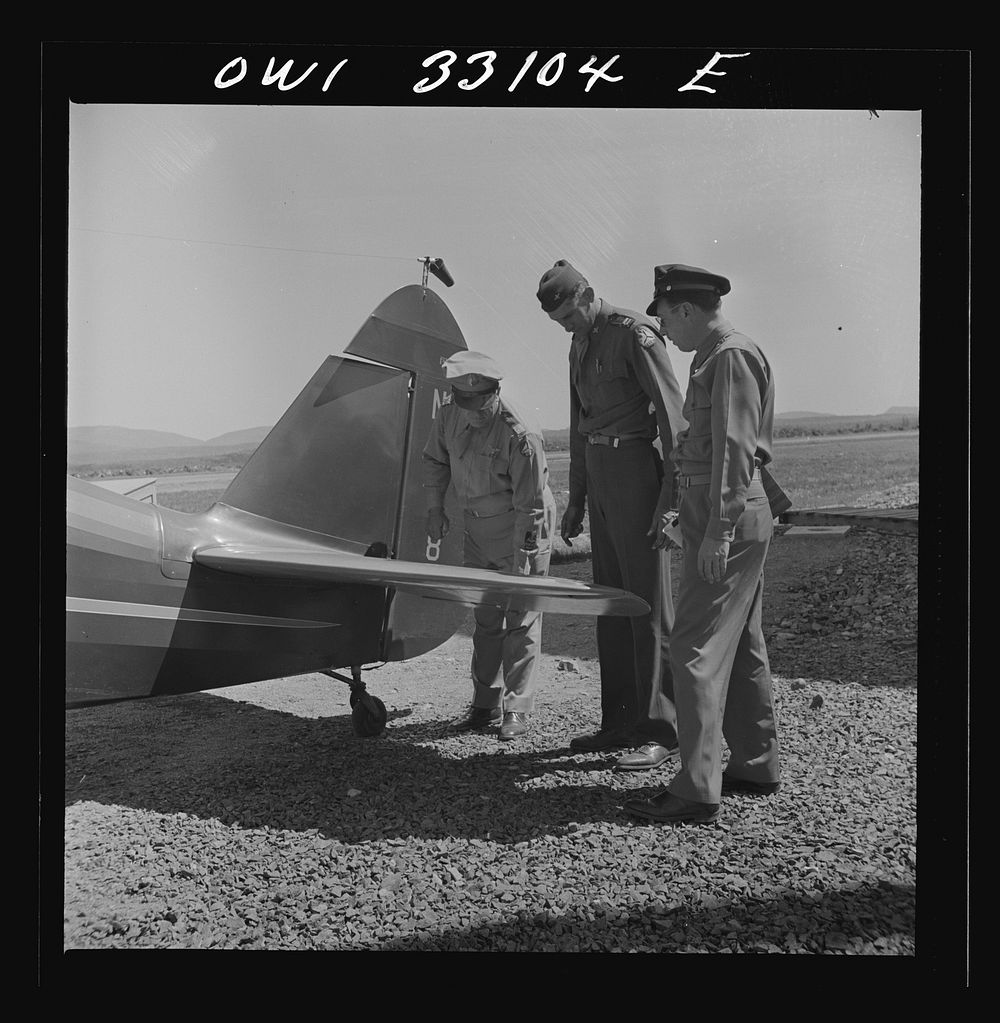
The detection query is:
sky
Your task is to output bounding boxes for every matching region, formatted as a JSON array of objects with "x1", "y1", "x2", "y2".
[{"x1": 67, "y1": 103, "x2": 921, "y2": 439}]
